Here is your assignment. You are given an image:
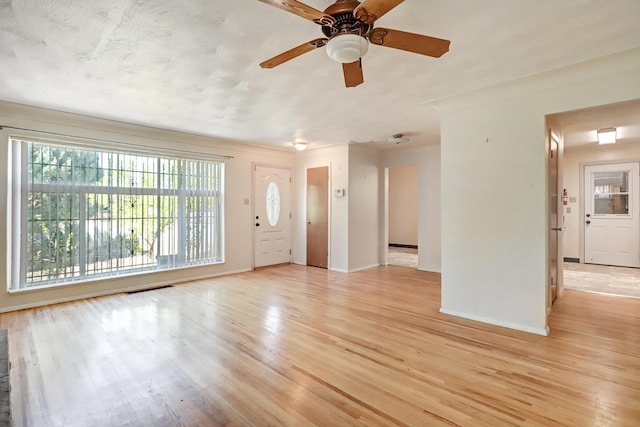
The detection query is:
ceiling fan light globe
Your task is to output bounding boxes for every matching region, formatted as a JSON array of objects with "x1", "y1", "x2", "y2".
[
  {"x1": 293, "y1": 142, "x2": 308, "y2": 151},
  {"x1": 326, "y1": 33, "x2": 368, "y2": 63}
]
